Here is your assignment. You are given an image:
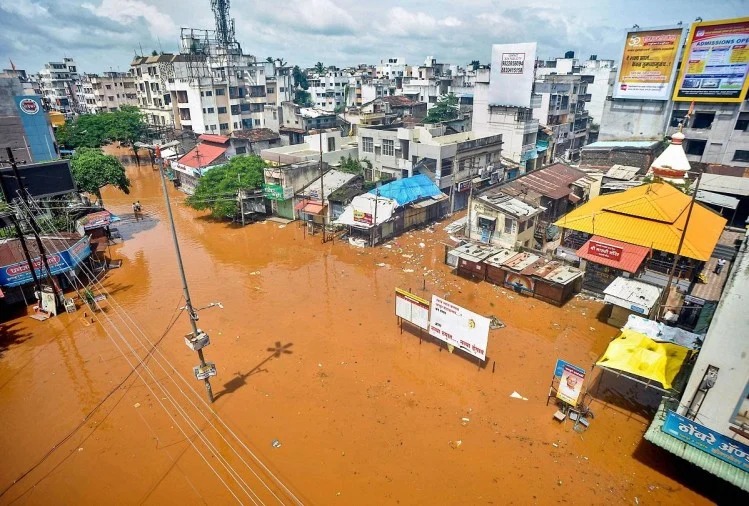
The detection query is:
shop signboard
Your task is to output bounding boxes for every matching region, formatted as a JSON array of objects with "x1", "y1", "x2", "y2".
[
  {"x1": 395, "y1": 288, "x2": 430, "y2": 331},
  {"x1": 263, "y1": 183, "x2": 293, "y2": 201},
  {"x1": 0, "y1": 236, "x2": 90, "y2": 287},
  {"x1": 673, "y1": 17, "x2": 749, "y2": 102},
  {"x1": 428, "y1": 295, "x2": 490, "y2": 361},
  {"x1": 662, "y1": 410, "x2": 749, "y2": 472},
  {"x1": 613, "y1": 27, "x2": 685, "y2": 100},
  {"x1": 588, "y1": 240, "x2": 623, "y2": 261}
]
